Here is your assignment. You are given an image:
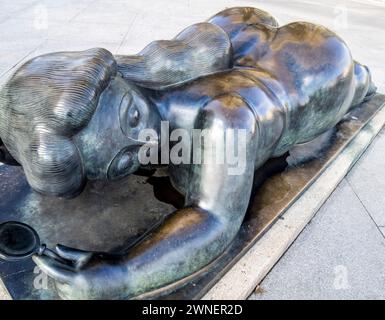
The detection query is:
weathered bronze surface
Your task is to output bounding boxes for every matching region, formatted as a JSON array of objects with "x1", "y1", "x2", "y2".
[
  {"x1": 0, "y1": 7, "x2": 377, "y2": 299},
  {"x1": 0, "y1": 94, "x2": 383, "y2": 299}
]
